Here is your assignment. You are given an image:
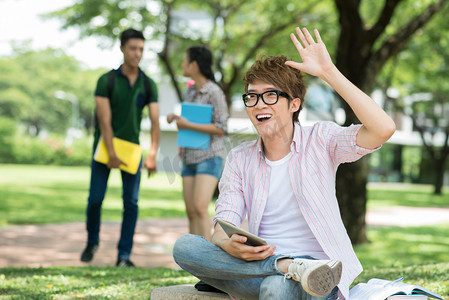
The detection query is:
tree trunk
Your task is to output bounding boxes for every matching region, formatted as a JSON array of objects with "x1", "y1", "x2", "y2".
[
  {"x1": 433, "y1": 145, "x2": 449, "y2": 195},
  {"x1": 158, "y1": 52, "x2": 183, "y2": 102},
  {"x1": 333, "y1": 0, "x2": 445, "y2": 244},
  {"x1": 434, "y1": 159, "x2": 443, "y2": 195},
  {"x1": 393, "y1": 145, "x2": 404, "y2": 182},
  {"x1": 336, "y1": 156, "x2": 370, "y2": 244}
]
